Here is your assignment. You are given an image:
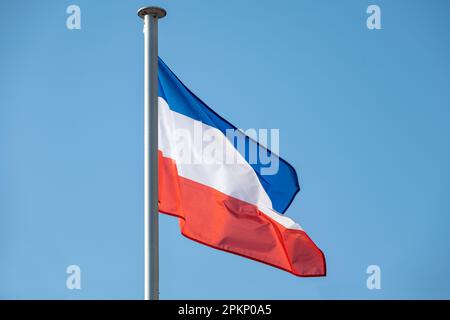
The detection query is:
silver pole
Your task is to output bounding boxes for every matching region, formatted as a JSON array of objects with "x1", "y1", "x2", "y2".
[{"x1": 137, "y1": 6, "x2": 166, "y2": 301}]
